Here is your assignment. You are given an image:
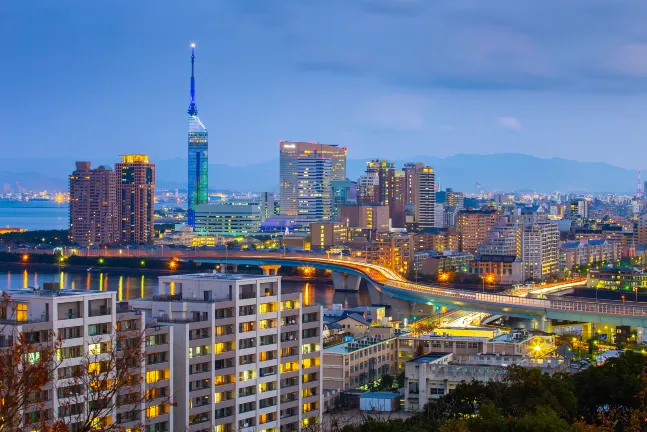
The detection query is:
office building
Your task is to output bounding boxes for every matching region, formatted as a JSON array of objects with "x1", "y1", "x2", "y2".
[
  {"x1": 187, "y1": 44, "x2": 209, "y2": 227},
  {"x1": 260, "y1": 192, "x2": 275, "y2": 222},
  {"x1": 115, "y1": 154, "x2": 156, "y2": 244},
  {"x1": 566, "y1": 199, "x2": 589, "y2": 220},
  {"x1": 522, "y1": 222, "x2": 560, "y2": 282},
  {"x1": 130, "y1": 273, "x2": 323, "y2": 432},
  {"x1": 279, "y1": 141, "x2": 346, "y2": 216},
  {"x1": 194, "y1": 202, "x2": 262, "y2": 236},
  {"x1": 0, "y1": 288, "x2": 173, "y2": 432},
  {"x1": 310, "y1": 220, "x2": 348, "y2": 249},
  {"x1": 339, "y1": 204, "x2": 389, "y2": 232},
  {"x1": 297, "y1": 156, "x2": 333, "y2": 221},
  {"x1": 331, "y1": 179, "x2": 355, "y2": 218},
  {"x1": 456, "y1": 209, "x2": 499, "y2": 254},
  {"x1": 68, "y1": 162, "x2": 118, "y2": 246},
  {"x1": 357, "y1": 172, "x2": 380, "y2": 204},
  {"x1": 414, "y1": 166, "x2": 436, "y2": 228}
]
